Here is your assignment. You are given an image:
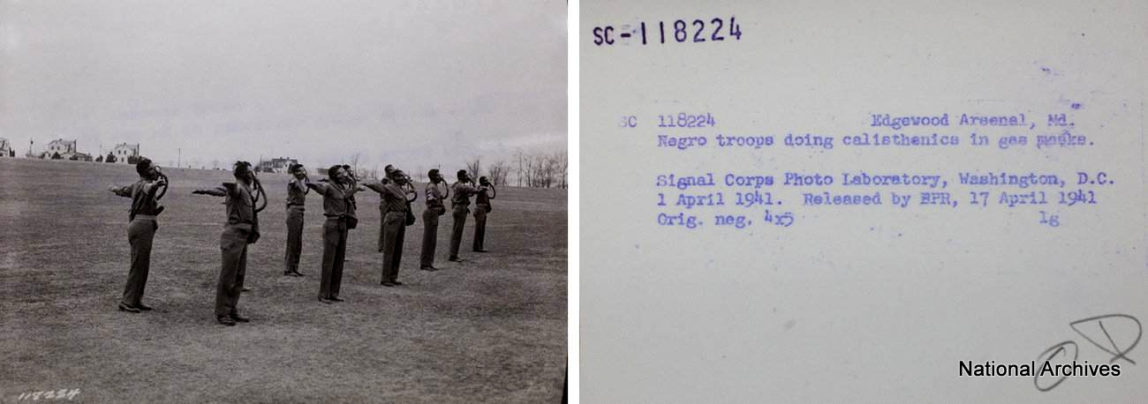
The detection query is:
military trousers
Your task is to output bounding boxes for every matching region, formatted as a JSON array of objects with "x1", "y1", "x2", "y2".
[
  {"x1": 380, "y1": 211, "x2": 407, "y2": 283},
  {"x1": 123, "y1": 216, "x2": 157, "y2": 307},
  {"x1": 473, "y1": 204, "x2": 489, "y2": 252},
  {"x1": 216, "y1": 225, "x2": 250, "y2": 318},
  {"x1": 284, "y1": 205, "x2": 305, "y2": 273},
  {"x1": 449, "y1": 205, "x2": 468, "y2": 259},
  {"x1": 420, "y1": 206, "x2": 444, "y2": 267},
  {"x1": 319, "y1": 218, "x2": 348, "y2": 299}
]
